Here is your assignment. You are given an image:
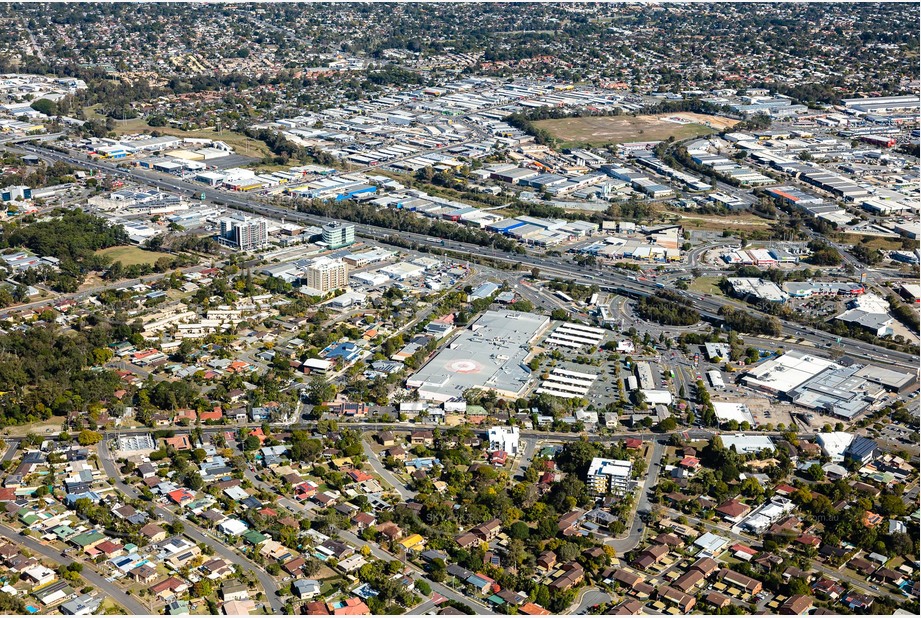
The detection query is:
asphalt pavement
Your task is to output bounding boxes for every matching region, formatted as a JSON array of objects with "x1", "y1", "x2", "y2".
[
  {"x1": 570, "y1": 587, "x2": 612, "y2": 614},
  {"x1": 609, "y1": 439, "x2": 667, "y2": 554},
  {"x1": 362, "y1": 437, "x2": 417, "y2": 501},
  {"x1": 232, "y1": 443, "x2": 493, "y2": 615},
  {"x1": 0, "y1": 265, "x2": 206, "y2": 319},
  {"x1": 669, "y1": 509, "x2": 902, "y2": 602},
  {"x1": 20, "y1": 143, "x2": 915, "y2": 372},
  {"x1": 2, "y1": 439, "x2": 19, "y2": 463},
  {"x1": 18, "y1": 142, "x2": 920, "y2": 378}
]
